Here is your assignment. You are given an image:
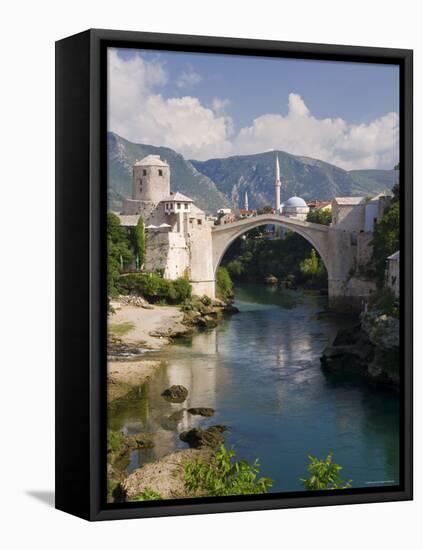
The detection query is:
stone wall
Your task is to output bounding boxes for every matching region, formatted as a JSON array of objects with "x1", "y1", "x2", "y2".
[
  {"x1": 188, "y1": 219, "x2": 215, "y2": 299},
  {"x1": 144, "y1": 231, "x2": 189, "y2": 280}
]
